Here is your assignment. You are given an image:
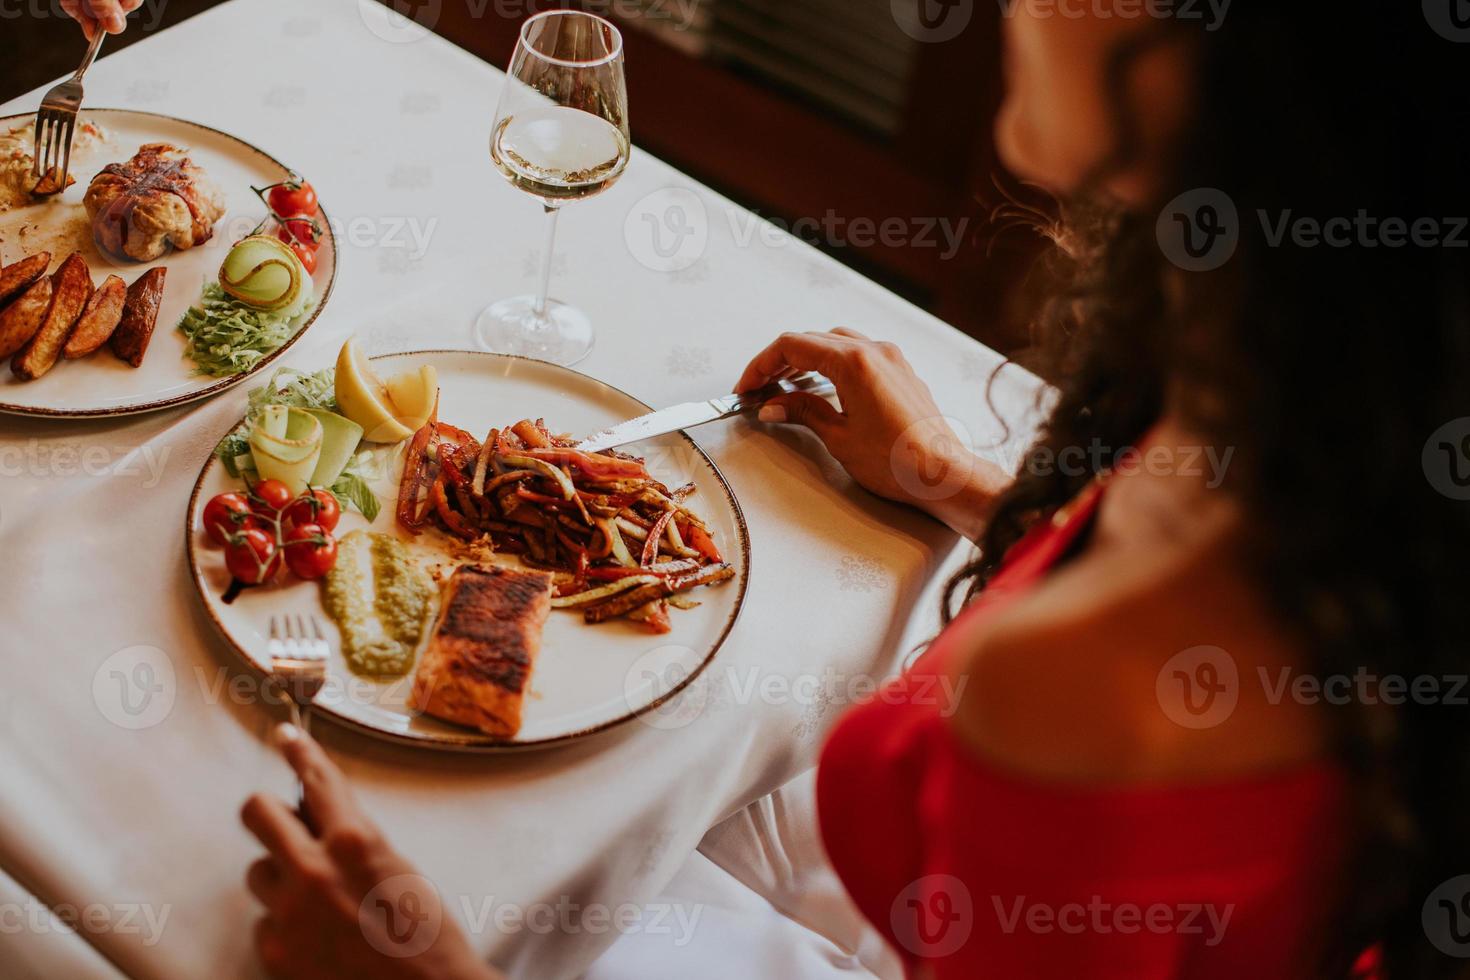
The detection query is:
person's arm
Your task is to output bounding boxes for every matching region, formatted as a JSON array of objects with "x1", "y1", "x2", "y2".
[
  {"x1": 241, "y1": 724, "x2": 502, "y2": 980},
  {"x1": 734, "y1": 328, "x2": 1011, "y2": 543},
  {"x1": 59, "y1": 0, "x2": 143, "y2": 39}
]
